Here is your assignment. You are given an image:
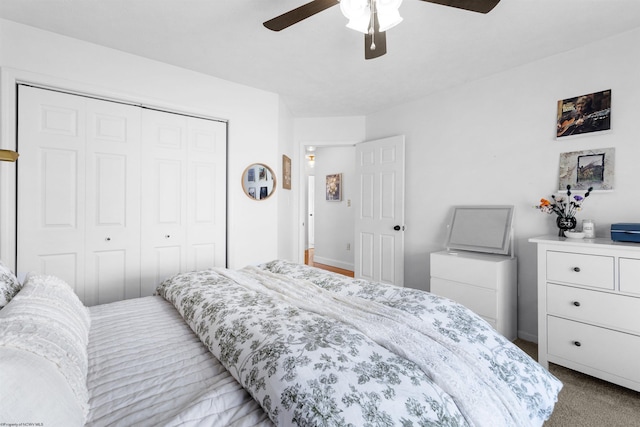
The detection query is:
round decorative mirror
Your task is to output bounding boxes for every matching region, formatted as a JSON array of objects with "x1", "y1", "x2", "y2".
[{"x1": 241, "y1": 163, "x2": 276, "y2": 200}]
